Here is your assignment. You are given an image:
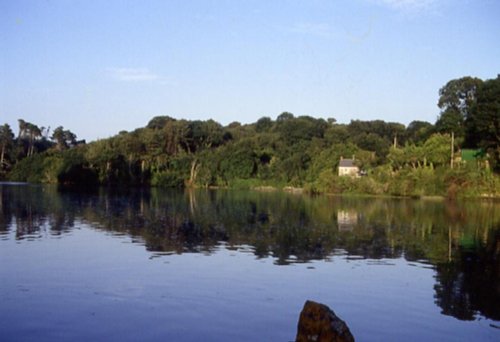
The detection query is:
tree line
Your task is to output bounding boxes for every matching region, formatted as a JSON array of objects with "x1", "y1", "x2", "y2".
[
  {"x1": 1, "y1": 74, "x2": 499, "y2": 197},
  {"x1": 0, "y1": 120, "x2": 82, "y2": 172}
]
